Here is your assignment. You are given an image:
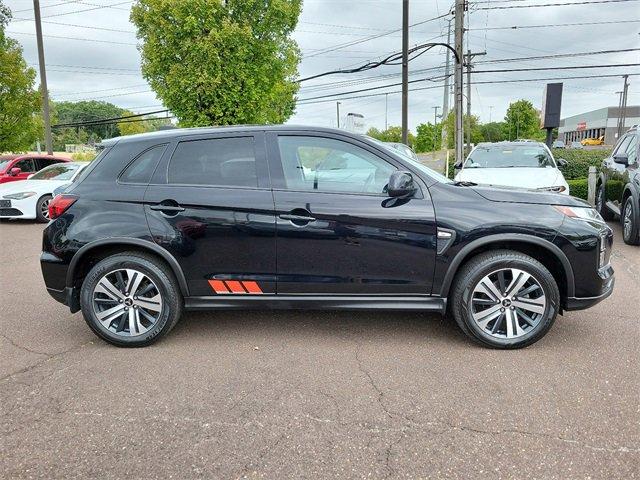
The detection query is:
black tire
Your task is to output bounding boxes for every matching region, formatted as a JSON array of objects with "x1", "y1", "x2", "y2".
[
  {"x1": 596, "y1": 184, "x2": 614, "y2": 221},
  {"x1": 36, "y1": 194, "x2": 52, "y2": 223},
  {"x1": 80, "y1": 251, "x2": 183, "y2": 347},
  {"x1": 622, "y1": 196, "x2": 640, "y2": 245},
  {"x1": 450, "y1": 250, "x2": 560, "y2": 349}
]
